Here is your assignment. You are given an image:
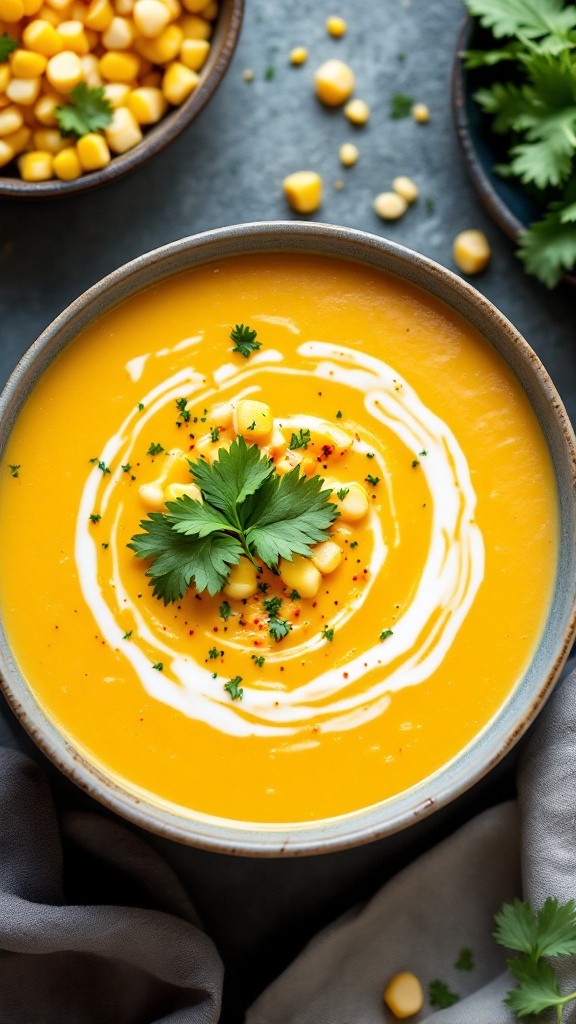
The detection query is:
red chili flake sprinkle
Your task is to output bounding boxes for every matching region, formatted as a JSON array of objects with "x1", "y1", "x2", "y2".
[
  {"x1": 322, "y1": 444, "x2": 334, "y2": 457},
  {"x1": 352, "y1": 575, "x2": 358, "y2": 581},
  {"x1": 189, "y1": 629, "x2": 194, "y2": 635},
  {"x1": 354, "y1": 432, "x2": 361, "y2": 442},
  {"x1": 343, "y1": 672, "x2": 349, "y2": 679},
  {"x1": 213, "y1": 626, "x2": 219, "y2": 632},
  {"x1": 312, "y1": 601, "x2": 317, "y2": 608}
]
